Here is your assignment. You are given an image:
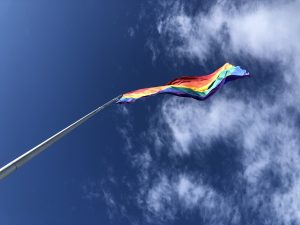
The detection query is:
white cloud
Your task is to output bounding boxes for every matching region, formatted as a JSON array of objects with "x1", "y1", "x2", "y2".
[
  {"x1": 156, "y1": 0, "x2": 300, "y2": 104},
  {"x1": 273, "y1": 179, "x2": 300, "y2": 224},
  {"x1": 114, "y1": 1, "x2": 300, "y2": 224},
  {"x1": 157, "y1": 96, "x2": 247, "y2": 155},
  {"x1": 149, "y1": 79, "x2": 300, "y2": 224},
  {"x1": 136, "y1": 0, "x2": 300, "y2": 224},
  {"x1": 177, "y1": 175, "x2": 212, "y2": 208},
  {"x1": 118, "y1": 127, "x2": 133, "y2": 150},
  {"x1": 146, "y1": 175, "x2": 173, "y2": 213},
  {"x1": 117, "y1": 106, "x2": 134, "y2": 150},
  {"x1": 128, "y1": 27, "x2": 135, "y2": 38},
  {"x1": 157, "y1": 0, "x2": 300, "y2": 67},
  {"x1": 82, "y1": 181, "x2": 101, "y2": 201},
  {"x1": 144, "y1": 173, "x2": 238, "y2": 224}
]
